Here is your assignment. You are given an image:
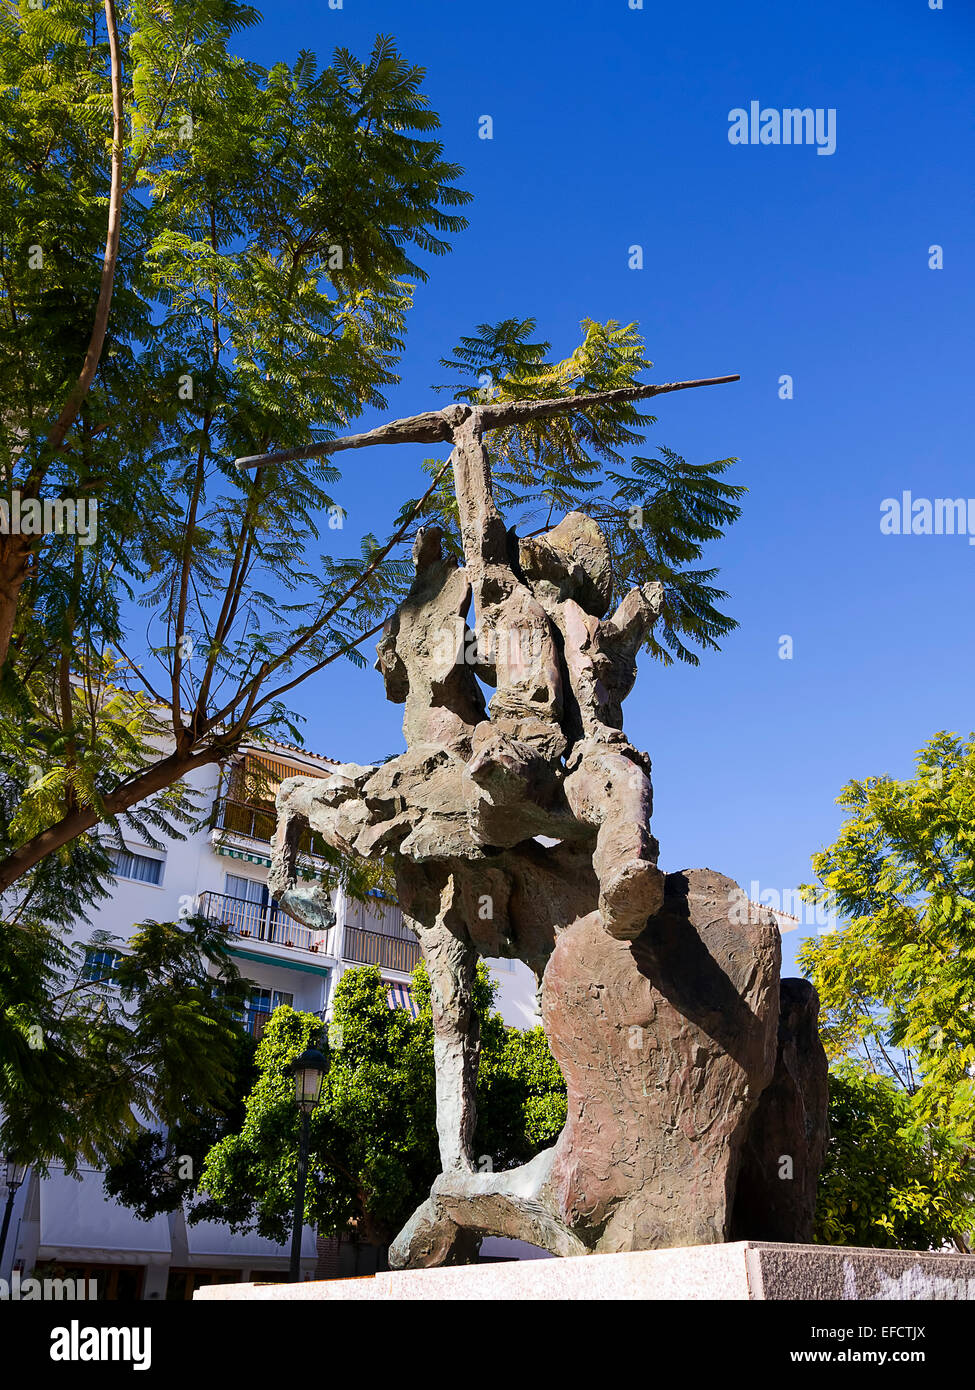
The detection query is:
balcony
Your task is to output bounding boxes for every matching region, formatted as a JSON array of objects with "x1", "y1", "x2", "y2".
[
  {"x1": 342, "y1": 925, "x2": 420, "y2": 974},
  {"x1": 198, "y1": 889, "x2": 334, "y2": 956},
  {"x1": 341, "y1": 898, "x2": 421, "y2": 974},
  {"x1": 213, "y1": 798, "x2": 331, "y2": 859},
  {"x1": 200, "y1": 882, "x2": 421, "y2": 974}
]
